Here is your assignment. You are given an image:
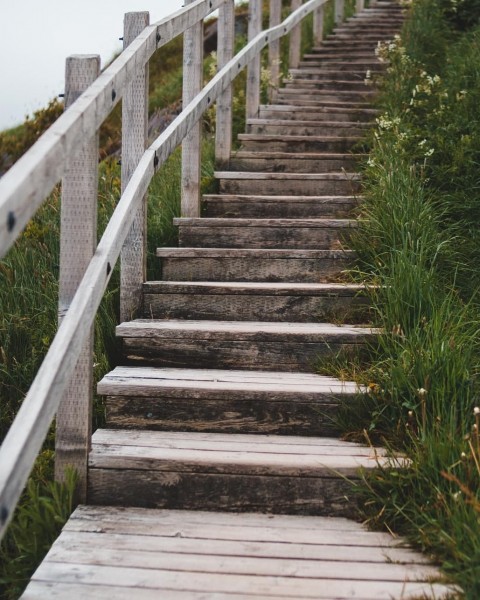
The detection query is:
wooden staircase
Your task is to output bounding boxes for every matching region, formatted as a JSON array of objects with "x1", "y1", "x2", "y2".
[{"x1": 21, "y1": 3, "x2": 458, "y2": 598}]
